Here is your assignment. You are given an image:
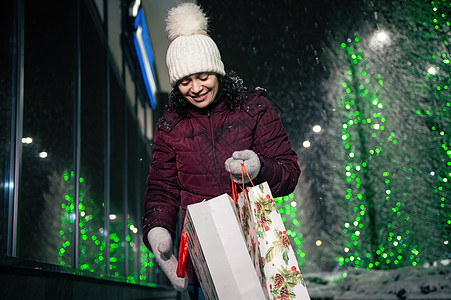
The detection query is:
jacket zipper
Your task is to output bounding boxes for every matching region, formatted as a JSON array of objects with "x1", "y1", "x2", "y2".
[{"x1": 208, "y1": 111, "x2": 224, "y2": 194}]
